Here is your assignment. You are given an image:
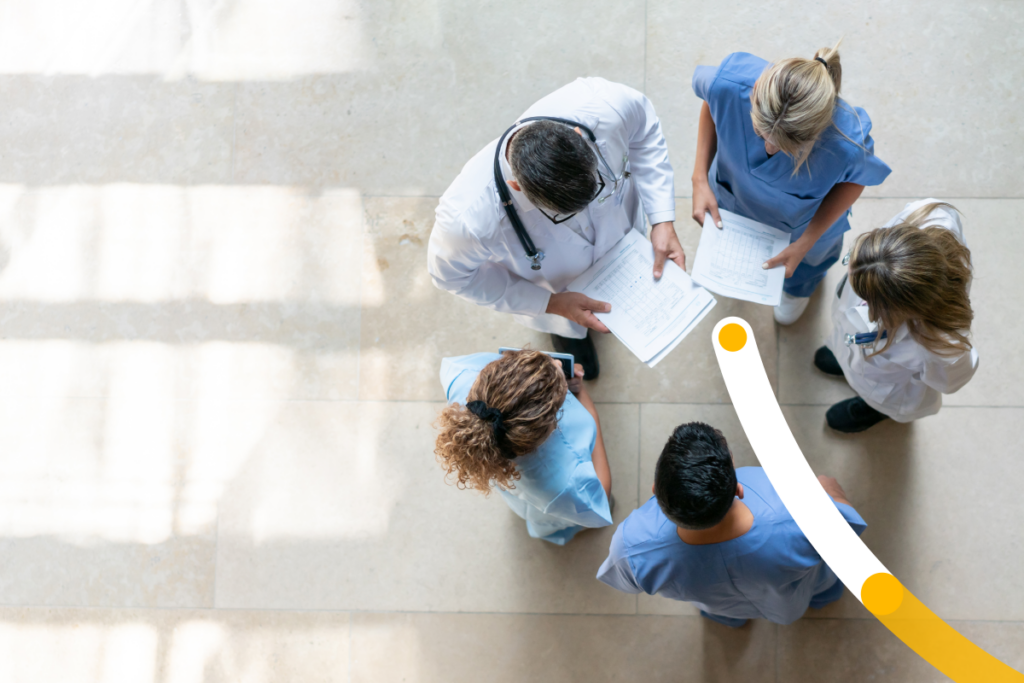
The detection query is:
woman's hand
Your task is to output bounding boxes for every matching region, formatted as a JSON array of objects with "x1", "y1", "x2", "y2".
[
  {"x1": 691, "y1": 179, "x2": 722, "y2": 229},
  {"x1": 650, "y1": 221, "x2": 686, "y2": 276},
  {"x1": 765, "y1": 182, "x2": 866, "y2": 277},
  {"x1": 763, "y1": 240, "x2": 812, "y2": 278},
  {"x1": 567, "y1": 363, "x2": 585, "y2": 395}
]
